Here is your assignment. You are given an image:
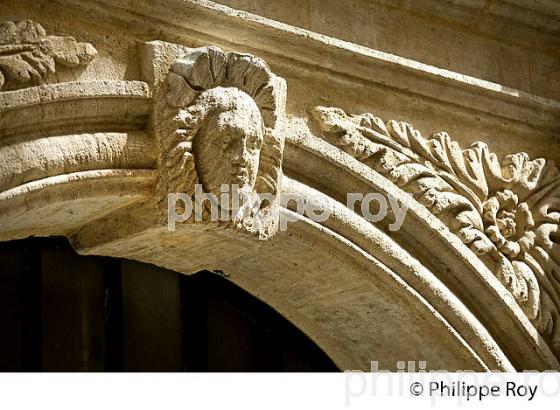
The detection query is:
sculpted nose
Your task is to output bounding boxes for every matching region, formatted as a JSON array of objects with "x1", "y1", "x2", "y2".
[{"x1": 232, "y1": 143, "x2": 250, "y2": 166}]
